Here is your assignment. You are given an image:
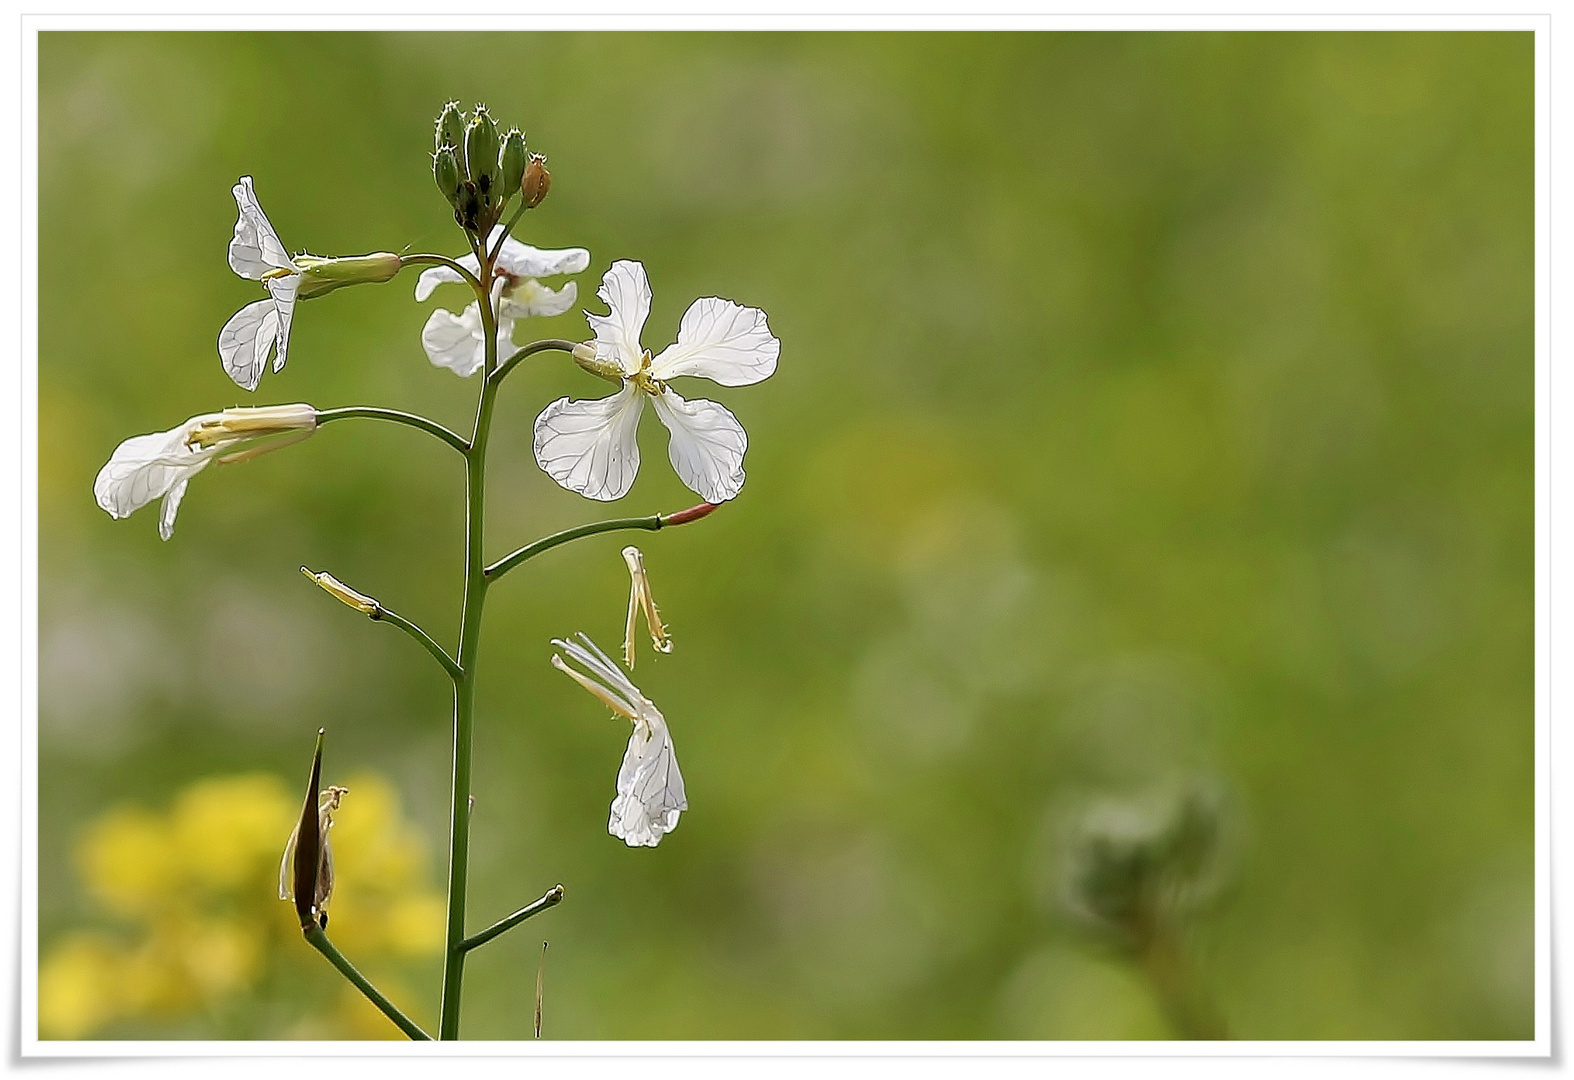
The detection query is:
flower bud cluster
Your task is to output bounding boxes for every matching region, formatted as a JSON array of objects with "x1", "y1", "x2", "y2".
[{"x1": 432, "y1": 101, "x2": 550, "y2": 234}]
